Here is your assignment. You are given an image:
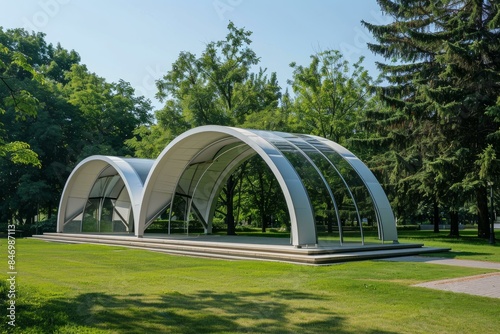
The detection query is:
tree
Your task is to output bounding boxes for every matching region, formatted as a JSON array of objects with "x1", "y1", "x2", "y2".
[
  {"x1": 0, "y1": 28, "x2": 44, "y2": 167},
  {"x1": 0, "y1": 28, "x2": 152, "y2": 229},
  {"x1": 143, "y1": 22, "x2": 282, "y2": 235},
  {"x1": 62, "y1": 64, "x2": 152, "y2": 158},
  {"x1": 289, "y1": 50, "x2": 374, "y2": 145},
  {"x1": 0, "y1": 28, "x2": 47, "y2": 226},
  {"x1": 363, "y1": 0, "x2": 500, "y2": 238},
  {"x1": 243, "y1": 88, "x2": 299, "y2": 132},
  {"x1": 155, "y1": 21, "x2": 262, "y2": 127}
]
